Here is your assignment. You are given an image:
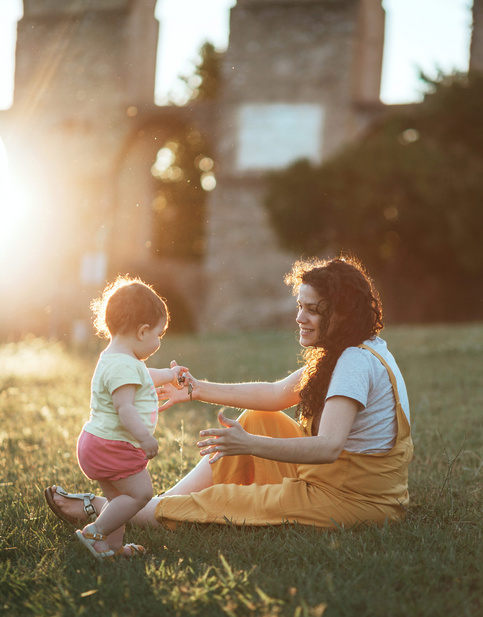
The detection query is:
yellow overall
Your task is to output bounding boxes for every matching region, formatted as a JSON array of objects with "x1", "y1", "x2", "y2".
[{"x1": 155, "y1": 345, "x2": 413, "y2": 529}]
